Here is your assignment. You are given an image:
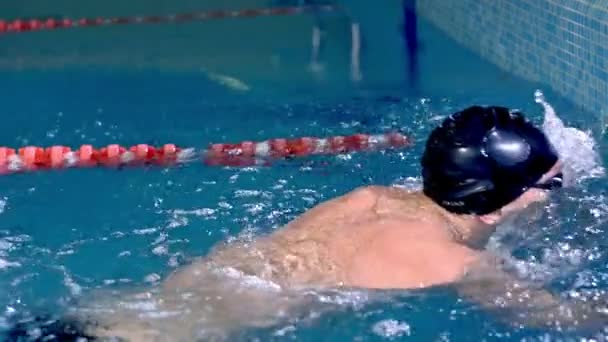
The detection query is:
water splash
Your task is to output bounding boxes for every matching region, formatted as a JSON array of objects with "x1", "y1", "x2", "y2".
[
  {"x1": 534, "y1": 90, "x2": 605, "y2": 185},
  {"x1": 56, "y1": 265, "x2": 82, "y2": 296},
  {"x1": 0, "y1": 235, "x2": 22, "y2": 270},
  {"x1": 372, "y1": 319, "x2": 411, "y2": 339}
]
